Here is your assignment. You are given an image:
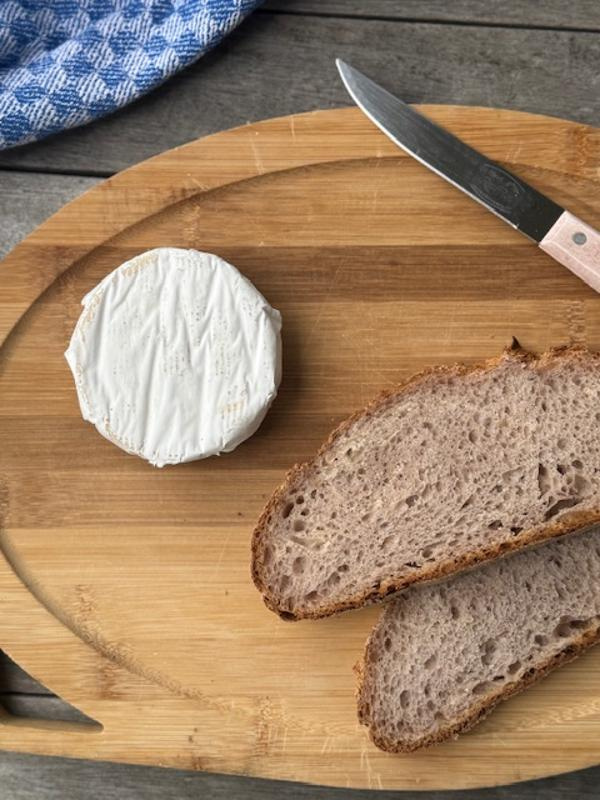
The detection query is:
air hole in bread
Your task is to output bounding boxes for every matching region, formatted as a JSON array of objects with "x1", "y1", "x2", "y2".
[
  {"x1": 545, "y1": 496, "x2": 581, "y2": 521},
  {"x1": 538, "y1": 463, "x2": 551, "y2": 496},
  {"x1": 480, "y1": 639, "x2": 497, "y2": 666},
  {"x1": 327, "y1": 571, "x2": 340, "y2": 587},
  {"x1": 293, "y1": 519, "x2": 306, "y2": 533},
  {"x1": 424, "y1": 654, "x2": 436, "y2": 670},
  {"x1": 508, "y1": 660, "x2": 521, "y2": 674},
  {"x1": 400, "y1": 690, "x2": 410, "y2": 709},
  {"x1": 282, "y1": 503, "x2": 294, "y2": 519},
  {"x1": 554, "y1": 616, "x2": 588, "y2": 638},
  {"x1": 292, "y1": 556, "x2": 306, "y2": 575},
  {"x1": 471, "y1": 681, "x2": 491, "y2": 695}
]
